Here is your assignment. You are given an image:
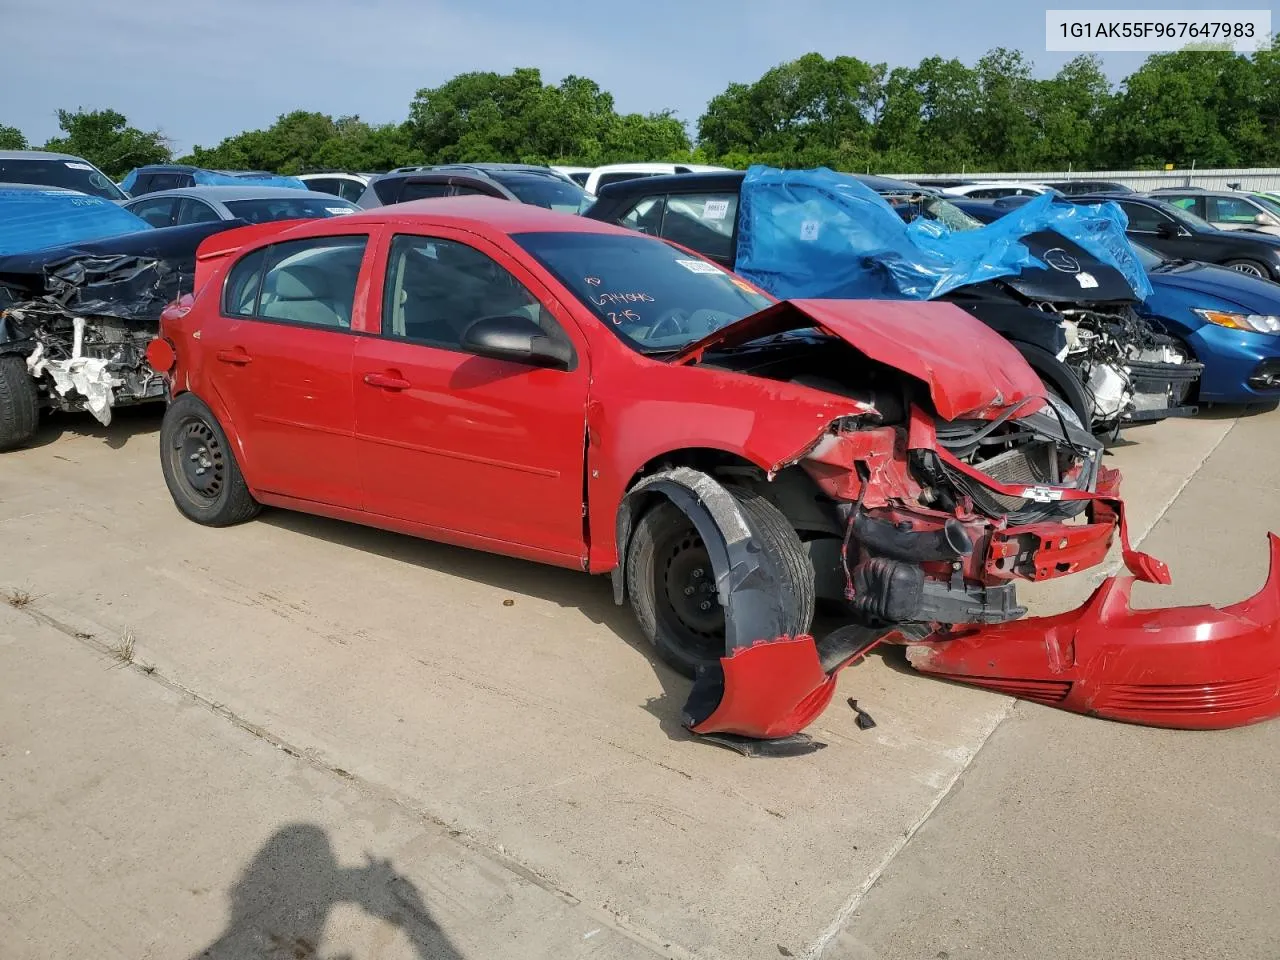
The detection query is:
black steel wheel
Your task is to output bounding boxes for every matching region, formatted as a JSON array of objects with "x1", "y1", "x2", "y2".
[
  {"x1": 626, "y1": 484, "x2": 814, "y2": 678},
  {"x1": 159, "y1": 393, "x2": 259, "y2": 527}
]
